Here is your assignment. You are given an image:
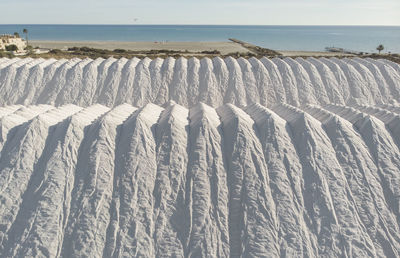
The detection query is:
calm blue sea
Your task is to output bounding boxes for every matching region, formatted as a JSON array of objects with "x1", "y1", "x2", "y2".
[{"x1": 1, "y1": 25, "x2": 399, "y2": 53}]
